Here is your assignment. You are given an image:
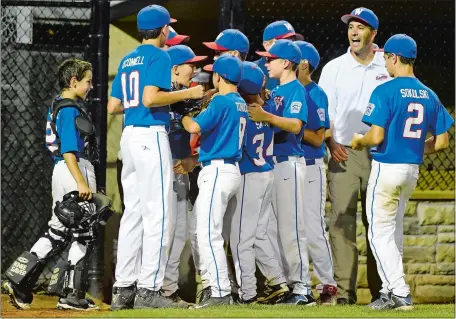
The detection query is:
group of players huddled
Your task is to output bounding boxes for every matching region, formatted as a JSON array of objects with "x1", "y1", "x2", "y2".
[{"x1": 3, "y1": 3, "x2": 452, "y2": 313}]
